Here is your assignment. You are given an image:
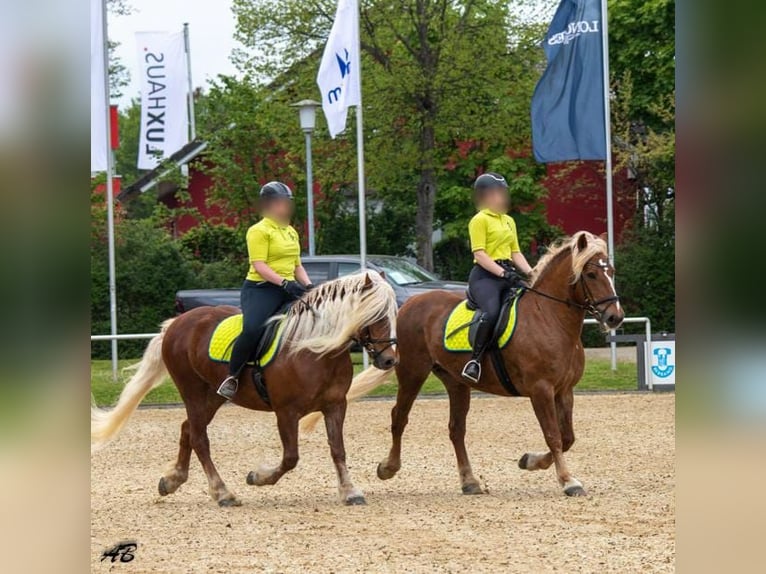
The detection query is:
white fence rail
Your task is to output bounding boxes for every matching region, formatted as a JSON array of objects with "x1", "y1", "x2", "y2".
[{"x1": 92, "y1": 316, "x2": 654, "y2": 388}]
